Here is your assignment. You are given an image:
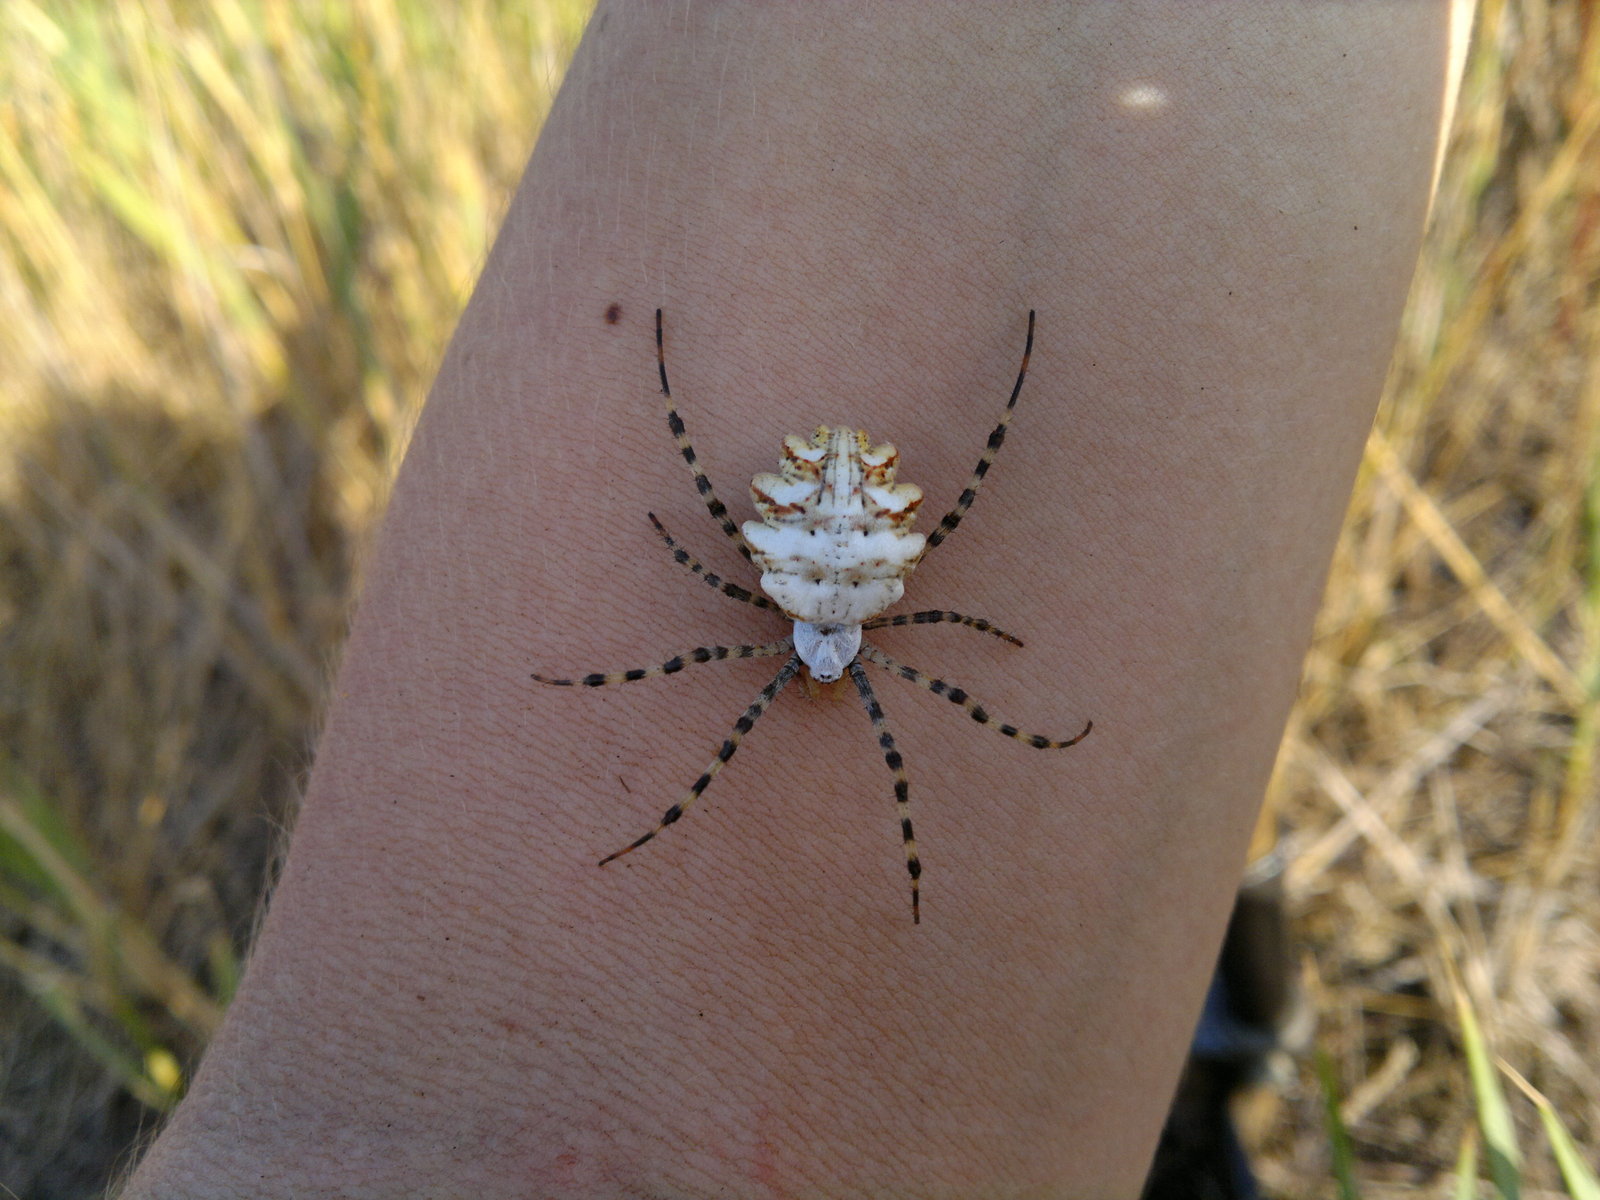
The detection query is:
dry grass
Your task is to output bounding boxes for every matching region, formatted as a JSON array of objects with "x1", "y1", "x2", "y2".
[
  {"x1": 0, "y1": 1, "x2": 1593, "y2": 1196},
  {"x1": 0, "y1": 2, "x2": 587, "y2": 1192},
  {"x1": 1256, "y1": 1, "x2": 1600, "y2": 1193}
]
